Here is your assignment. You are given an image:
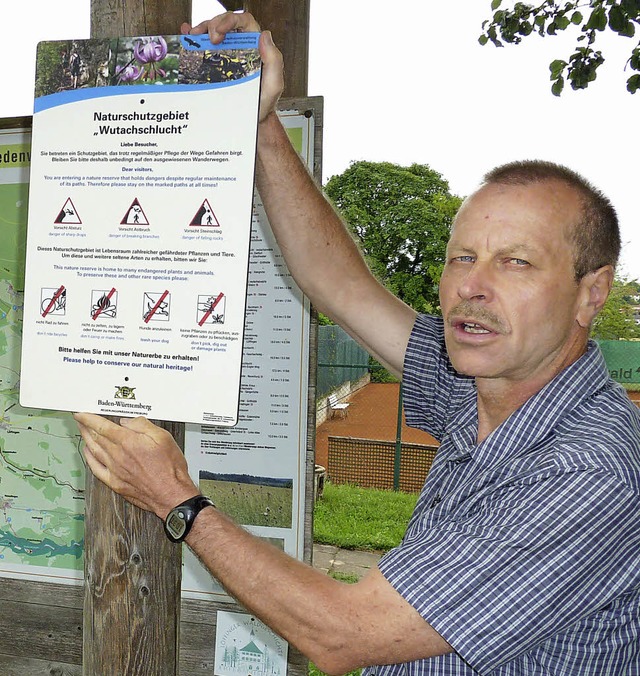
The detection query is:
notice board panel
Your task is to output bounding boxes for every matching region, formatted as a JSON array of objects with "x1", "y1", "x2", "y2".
[{"x1": 0, "y1": 95, "x2": 322, "y2": 675}]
